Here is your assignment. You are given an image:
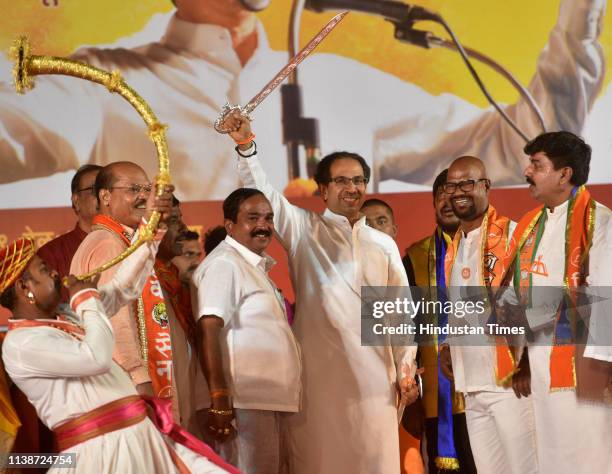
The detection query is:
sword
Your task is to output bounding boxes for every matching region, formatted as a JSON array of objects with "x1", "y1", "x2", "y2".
[{"x1": 214, "y1": 11, "x2": 349, "y2": 133}]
